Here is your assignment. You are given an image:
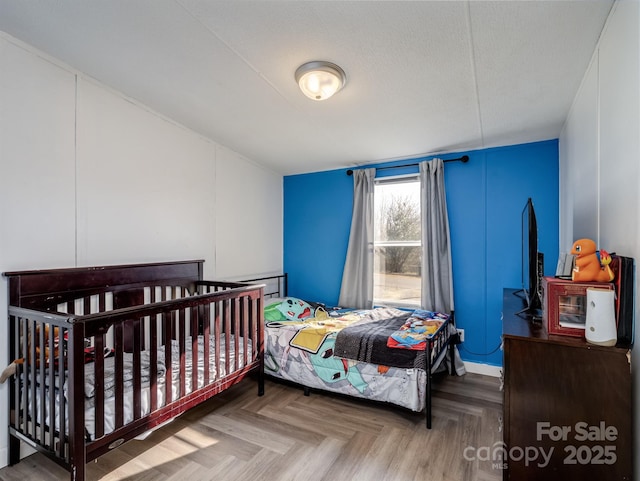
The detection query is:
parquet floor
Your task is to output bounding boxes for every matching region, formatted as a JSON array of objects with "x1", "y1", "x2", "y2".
[{"x1": 0, "y1": 372, "x2": 503, "y2": 481}]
